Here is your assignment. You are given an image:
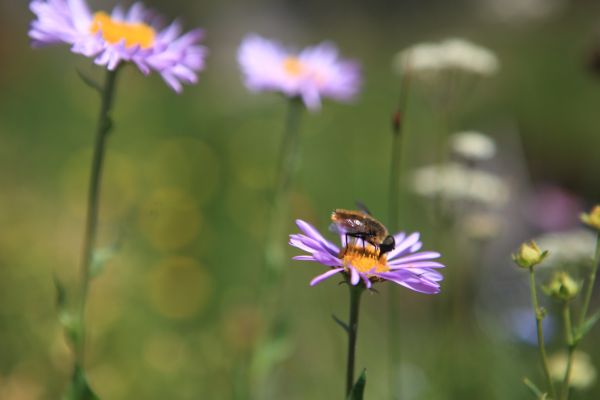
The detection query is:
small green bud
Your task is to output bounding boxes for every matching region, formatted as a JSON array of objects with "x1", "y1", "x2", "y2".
[
  {"x1": 543, "y1": 271, "x2": 580, "y2": 302},
  {"x1": 512, "y1": 241, "x2": 548, "y2": 269},
  {"x1": 581, "y1": 205, "x2": 600, "y2": 231}
]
